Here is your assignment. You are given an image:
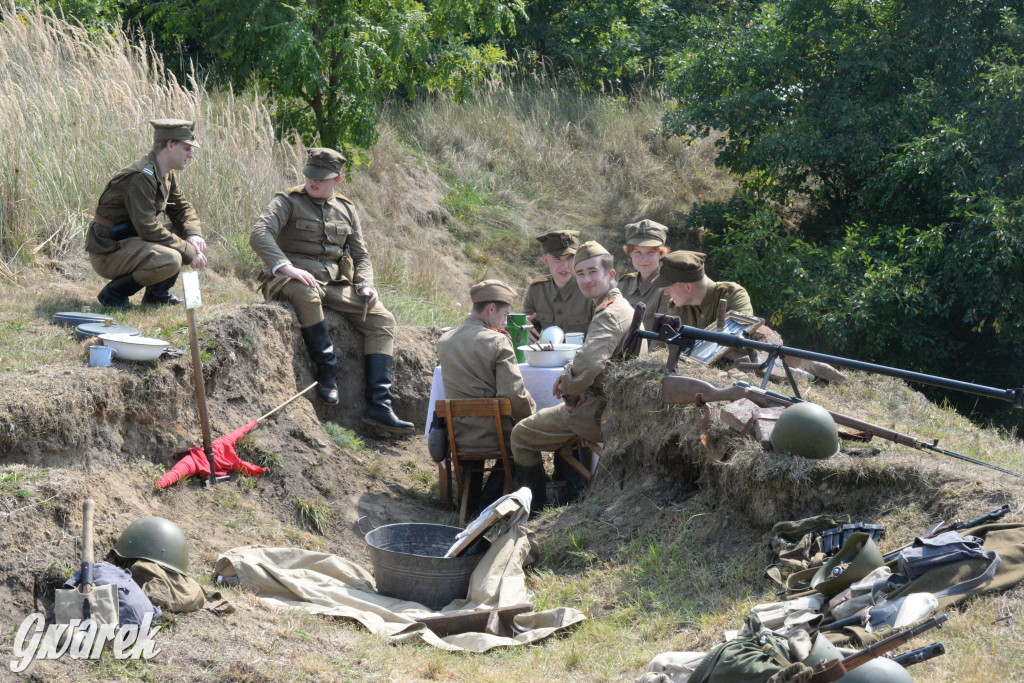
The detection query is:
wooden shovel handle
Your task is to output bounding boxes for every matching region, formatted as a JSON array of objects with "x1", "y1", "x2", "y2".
[{"x1": 82, "y1": 499, "x2": 95, "y2": 566}]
